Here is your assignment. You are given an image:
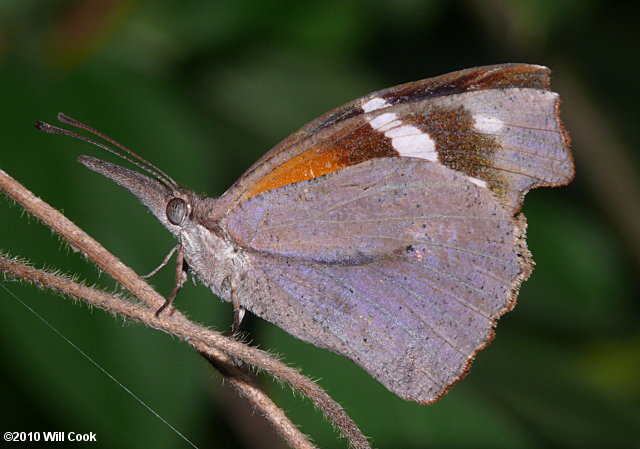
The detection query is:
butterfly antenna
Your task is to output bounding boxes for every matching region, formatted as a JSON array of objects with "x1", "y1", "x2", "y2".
[
  {"x1": 55, "y1": 113, "x2": 179, "y2": 188},
  {"x1": 35, "y1": 114, "x2": 179, "y2": 189}
]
